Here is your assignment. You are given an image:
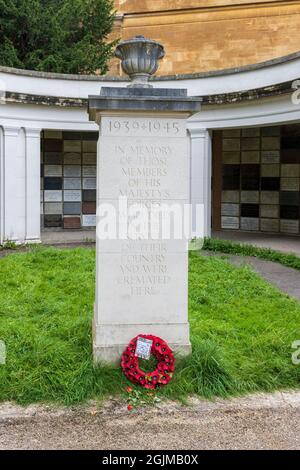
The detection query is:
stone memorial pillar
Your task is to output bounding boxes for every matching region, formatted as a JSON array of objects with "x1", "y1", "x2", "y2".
[{"x1": 89, "y1": 36, "x2": 201, "y2": 362}]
